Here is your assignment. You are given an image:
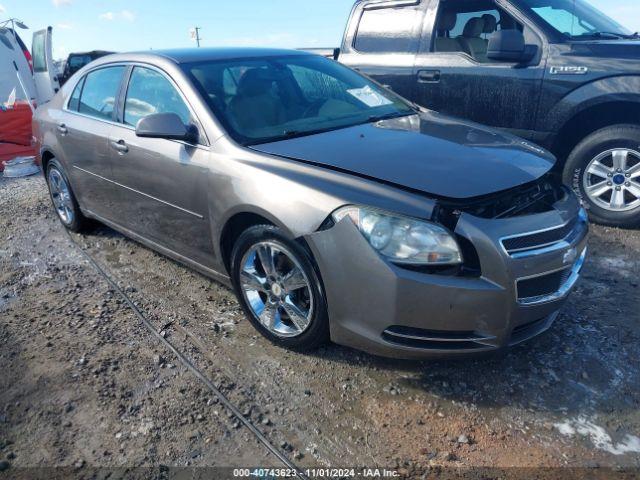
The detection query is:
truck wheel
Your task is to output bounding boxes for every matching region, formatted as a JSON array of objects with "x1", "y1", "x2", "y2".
[{"x1": 563, "y1": 125, "x2": 640, "y2": 228}]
